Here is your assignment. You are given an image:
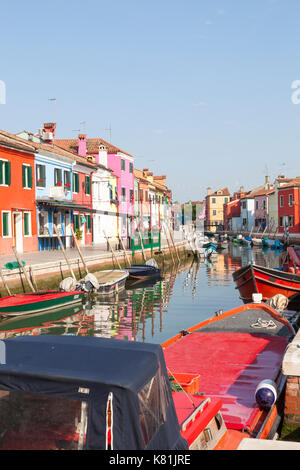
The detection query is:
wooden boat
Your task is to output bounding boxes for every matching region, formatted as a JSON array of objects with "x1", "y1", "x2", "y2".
[
  {"x1": 0, "y1": 290, "x2": 84, "y2": 316},
  {"x1": 126, "y1": 264, "x2": 161, "y2": 280},
  {"x1": 252, "y1": 237, "x2": 263, "y2": 246},
  {"x1": 162, "y1": 302, "x2": 295, "y2": 450},
  {"x1": 91, "y1": 270, "x2": 129, "y2": 295},
  {"x1": 233, "y1": 247, "x2": 300, "y2": 304}
]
